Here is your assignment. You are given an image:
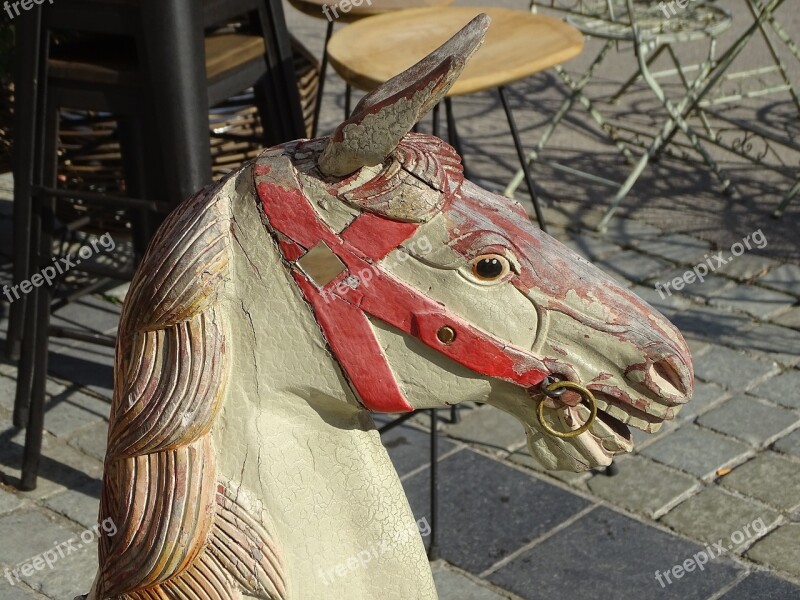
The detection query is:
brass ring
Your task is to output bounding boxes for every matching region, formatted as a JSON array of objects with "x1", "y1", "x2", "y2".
[{"x1": 535, "y1": 381, "x2": 598, "y2": 439}]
